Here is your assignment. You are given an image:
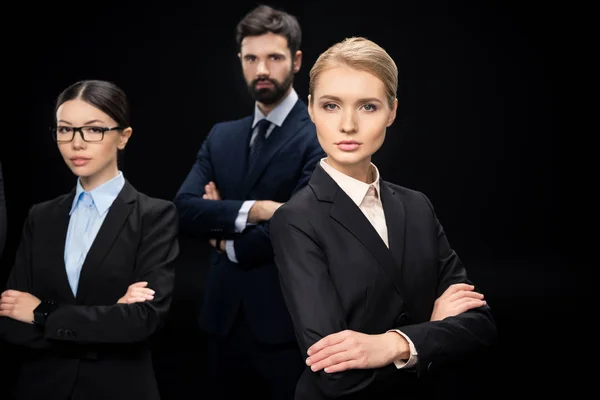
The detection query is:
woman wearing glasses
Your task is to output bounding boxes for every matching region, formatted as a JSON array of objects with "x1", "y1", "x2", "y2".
[{"x1": 0, "y1": 80, "x2": 179, "y2": 400}]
